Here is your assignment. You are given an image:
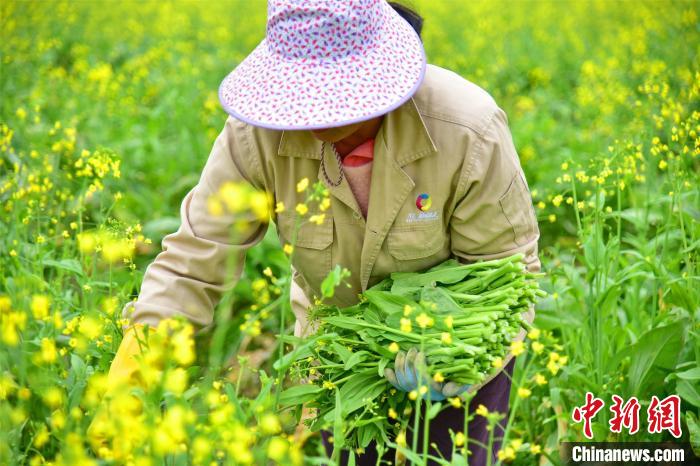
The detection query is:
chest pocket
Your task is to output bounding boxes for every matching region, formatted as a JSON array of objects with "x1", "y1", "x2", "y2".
[
  {"x1": 276, "y1": 211, "x2": 333, "y2": 296},
  {"x1": 387, "y1": 222, "x2": 447, "y2": 271}
]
